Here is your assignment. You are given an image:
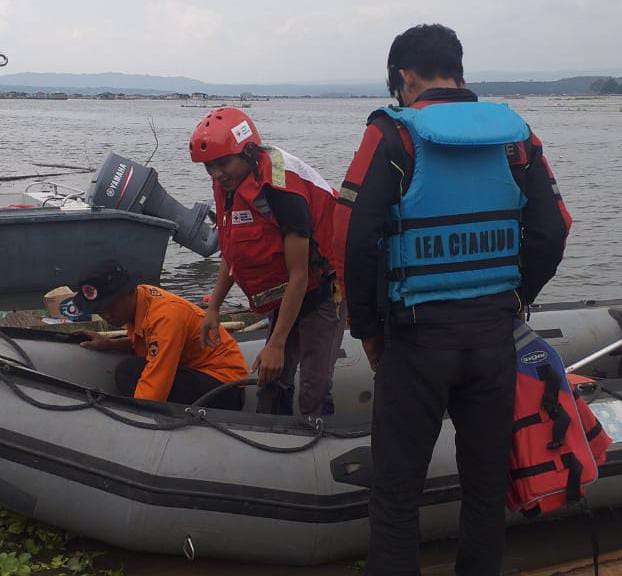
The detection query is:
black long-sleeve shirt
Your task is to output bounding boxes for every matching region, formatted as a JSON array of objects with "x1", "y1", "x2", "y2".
[{"x1": 339, "y1": 88, "x2": 571, "y2": 344}]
